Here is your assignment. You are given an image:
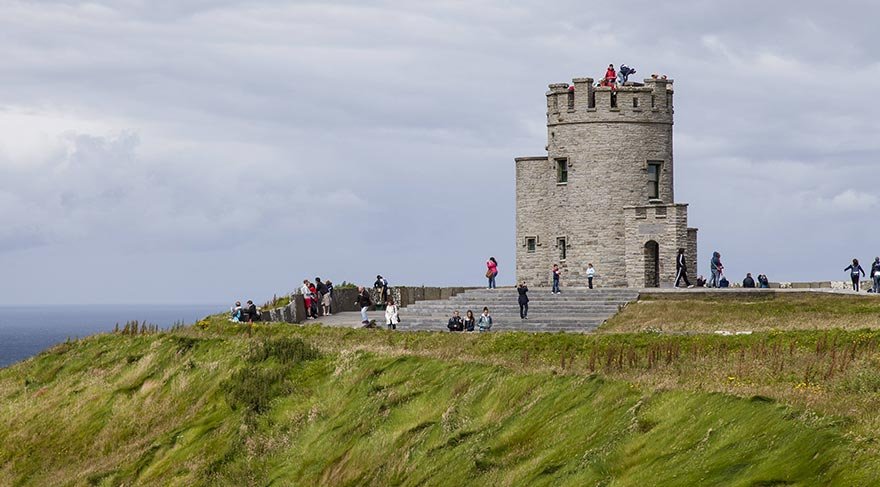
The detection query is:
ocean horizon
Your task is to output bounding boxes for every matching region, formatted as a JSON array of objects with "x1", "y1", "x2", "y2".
[{"x1": 0, "y1": 304, "x2": 224, "y2": 368}]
